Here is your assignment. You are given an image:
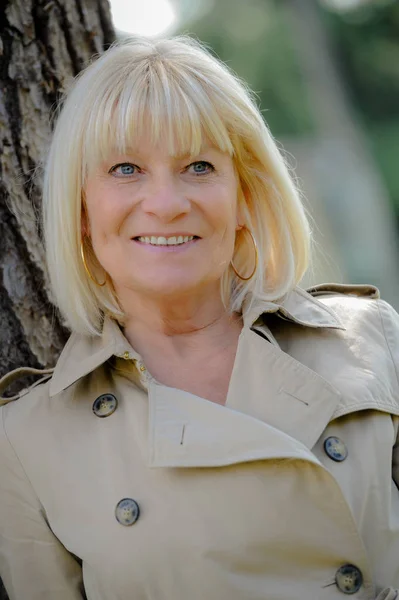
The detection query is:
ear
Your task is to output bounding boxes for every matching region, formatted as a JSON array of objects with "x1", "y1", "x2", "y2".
[
  {"x1": 236, "y1": 187, "x2": 247, "y2": 230},
  {"x1": 81, "y1": 198, "x2": 90, "y2": 239}
]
